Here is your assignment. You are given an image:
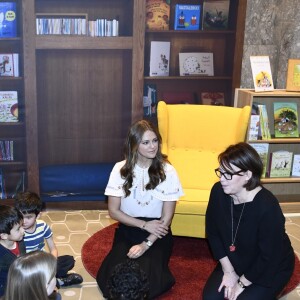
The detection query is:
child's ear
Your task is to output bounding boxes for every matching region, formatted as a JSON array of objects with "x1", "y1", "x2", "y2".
[
  {"x1": 0, "y1": 233, "x2": 8, "y2": 240},
  {"x1": 37, "y1": 212, "x2": 42, "y2": 219}
]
